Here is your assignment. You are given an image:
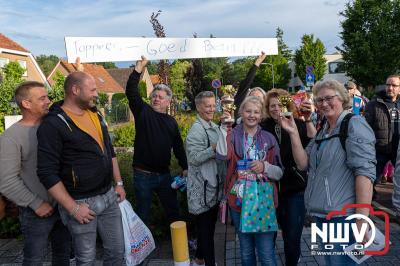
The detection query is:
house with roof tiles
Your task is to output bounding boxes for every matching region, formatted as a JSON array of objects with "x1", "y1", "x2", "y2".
[
  {"x1": 107, "y1": 67, "x2": 160, "y2": 97},
  {"x1": 0, "y1": 33, "x2": 47, "y2": 84},
  {"x1": 47, "y1": 60, "x2": 124, "y2": 101}
]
